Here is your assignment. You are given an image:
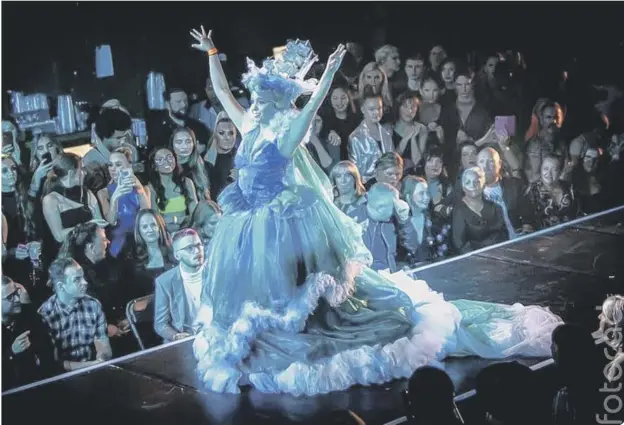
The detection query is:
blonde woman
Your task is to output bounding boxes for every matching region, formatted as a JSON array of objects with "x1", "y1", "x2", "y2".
[
  {"x1": 357, "y1": 62, "x2": 393, "y2": 112},
  {"x1": 329, "y1": 160, "x2": 367, "y2": 216}
]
